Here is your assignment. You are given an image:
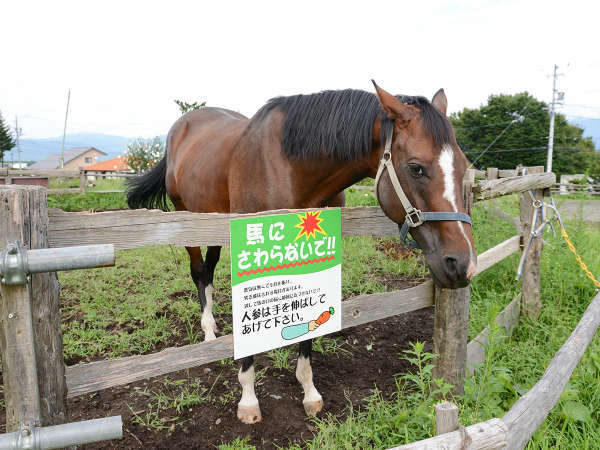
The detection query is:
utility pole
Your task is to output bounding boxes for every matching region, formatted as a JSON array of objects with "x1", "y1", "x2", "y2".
[
  {"x1": 14, "y1": 117, "x2": 22, "y2": 175},
  {"x1": 546, "y1": 64, "x2": 564, "y2": 173},
  {"x1": 59, "y1": 89, "x2": 71, "y2": 169}
]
